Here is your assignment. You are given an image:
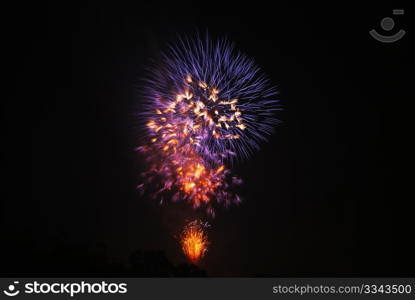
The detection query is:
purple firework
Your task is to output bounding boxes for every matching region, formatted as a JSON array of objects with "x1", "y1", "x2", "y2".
[{"x1": 141, "y1": 34, "x2": 280, "y2": 163}]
